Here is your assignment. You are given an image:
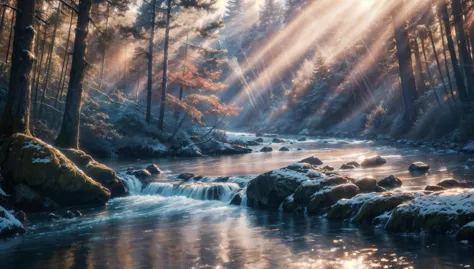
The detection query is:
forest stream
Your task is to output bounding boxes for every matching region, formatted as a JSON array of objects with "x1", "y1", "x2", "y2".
[{"x1": 1, "y1": 132, "x2": 473, "y2": 269}]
